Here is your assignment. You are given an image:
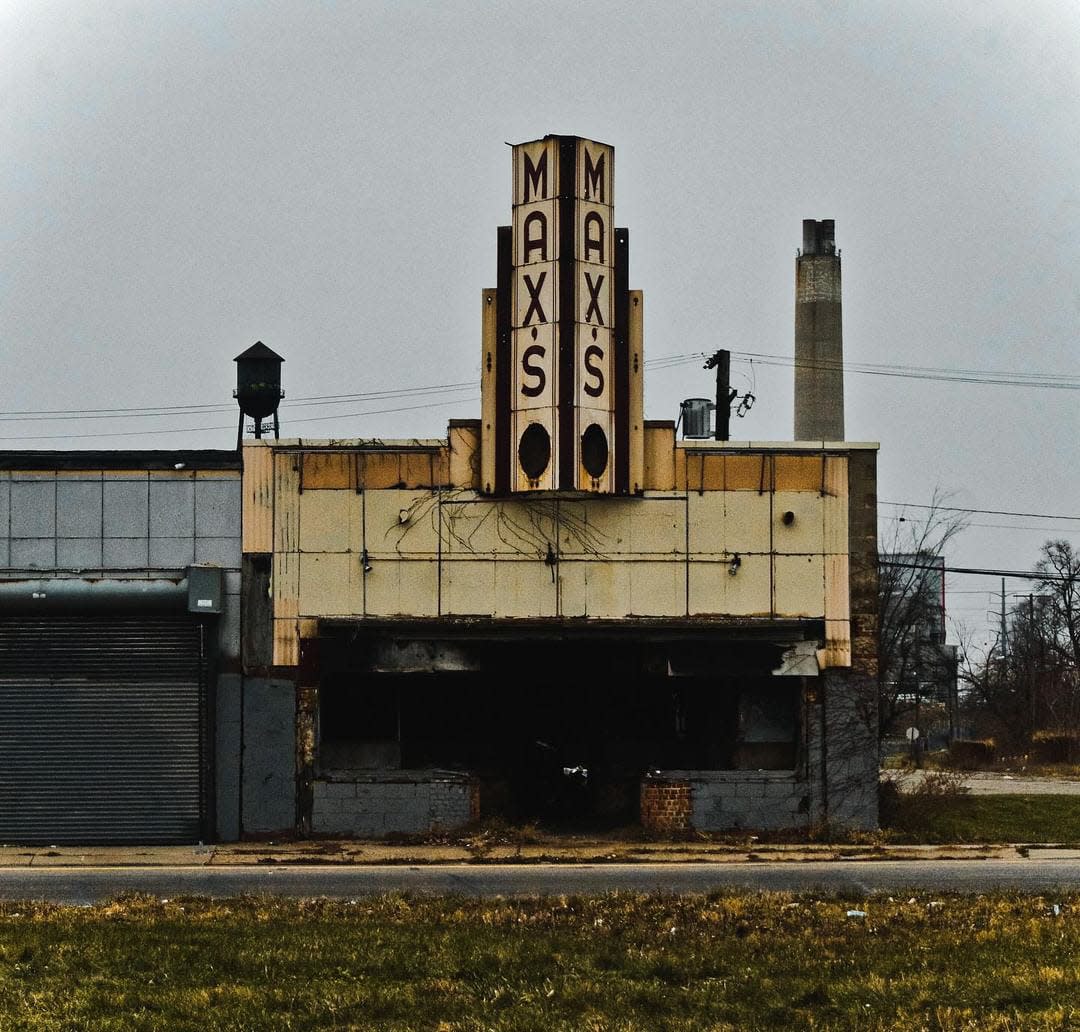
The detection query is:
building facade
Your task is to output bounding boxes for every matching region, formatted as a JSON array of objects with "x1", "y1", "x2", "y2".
[
  {"x1": 0, "y1": 134, "x2": 880, "y2": 841},
  {"x1": 241, "y1": 426, "x2": 879, "y2": 836},
  {"x1": 0, "y1": 451, "x2": 242, "y2": 843}
]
